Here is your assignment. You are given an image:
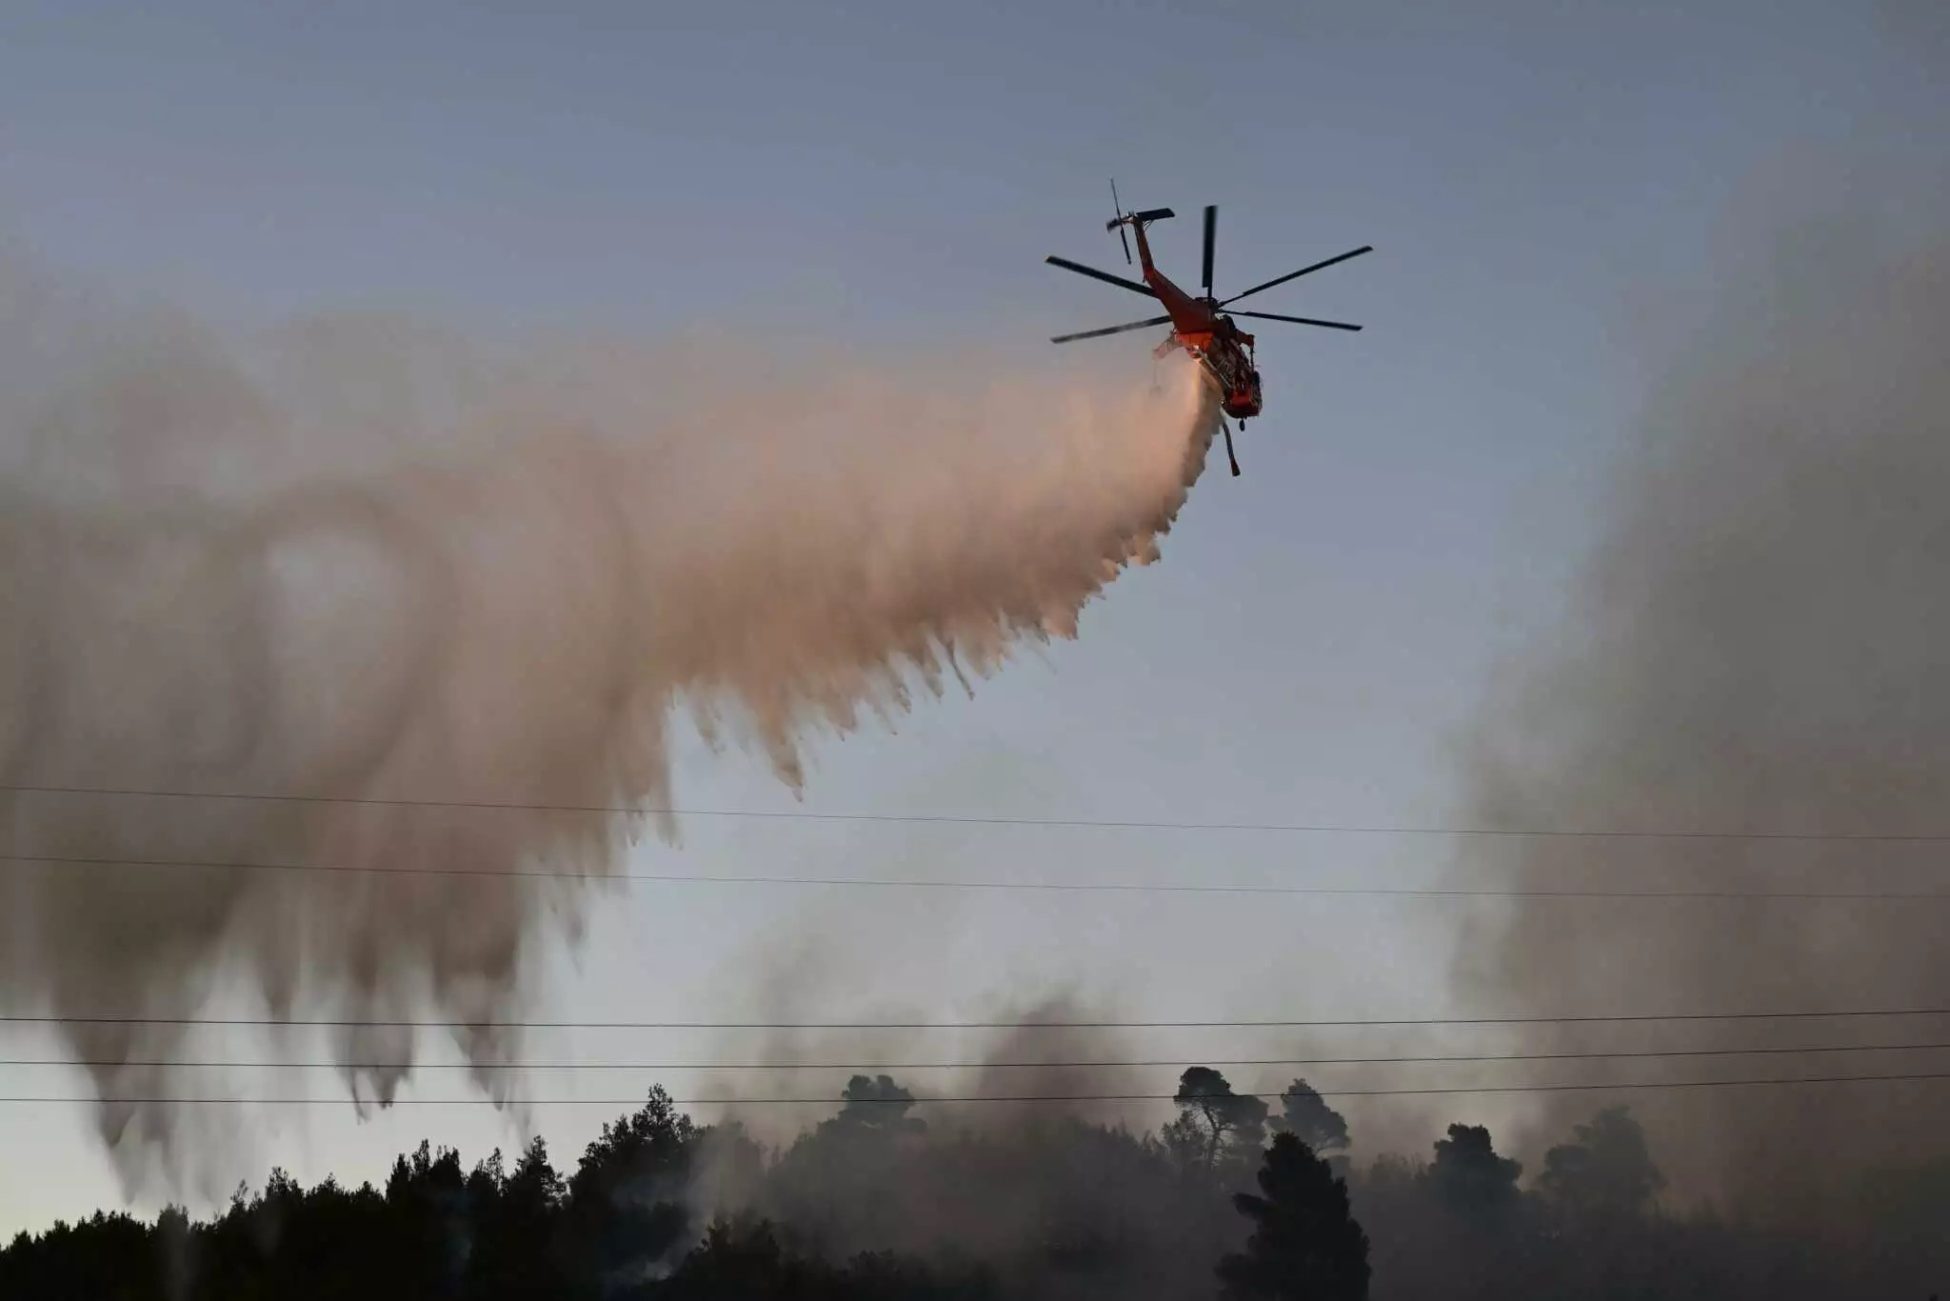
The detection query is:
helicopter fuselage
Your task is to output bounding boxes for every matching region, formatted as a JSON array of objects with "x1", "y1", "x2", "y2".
[{"x1": 1129, "y1": 218, "x2": 1264, "y2": 420}]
